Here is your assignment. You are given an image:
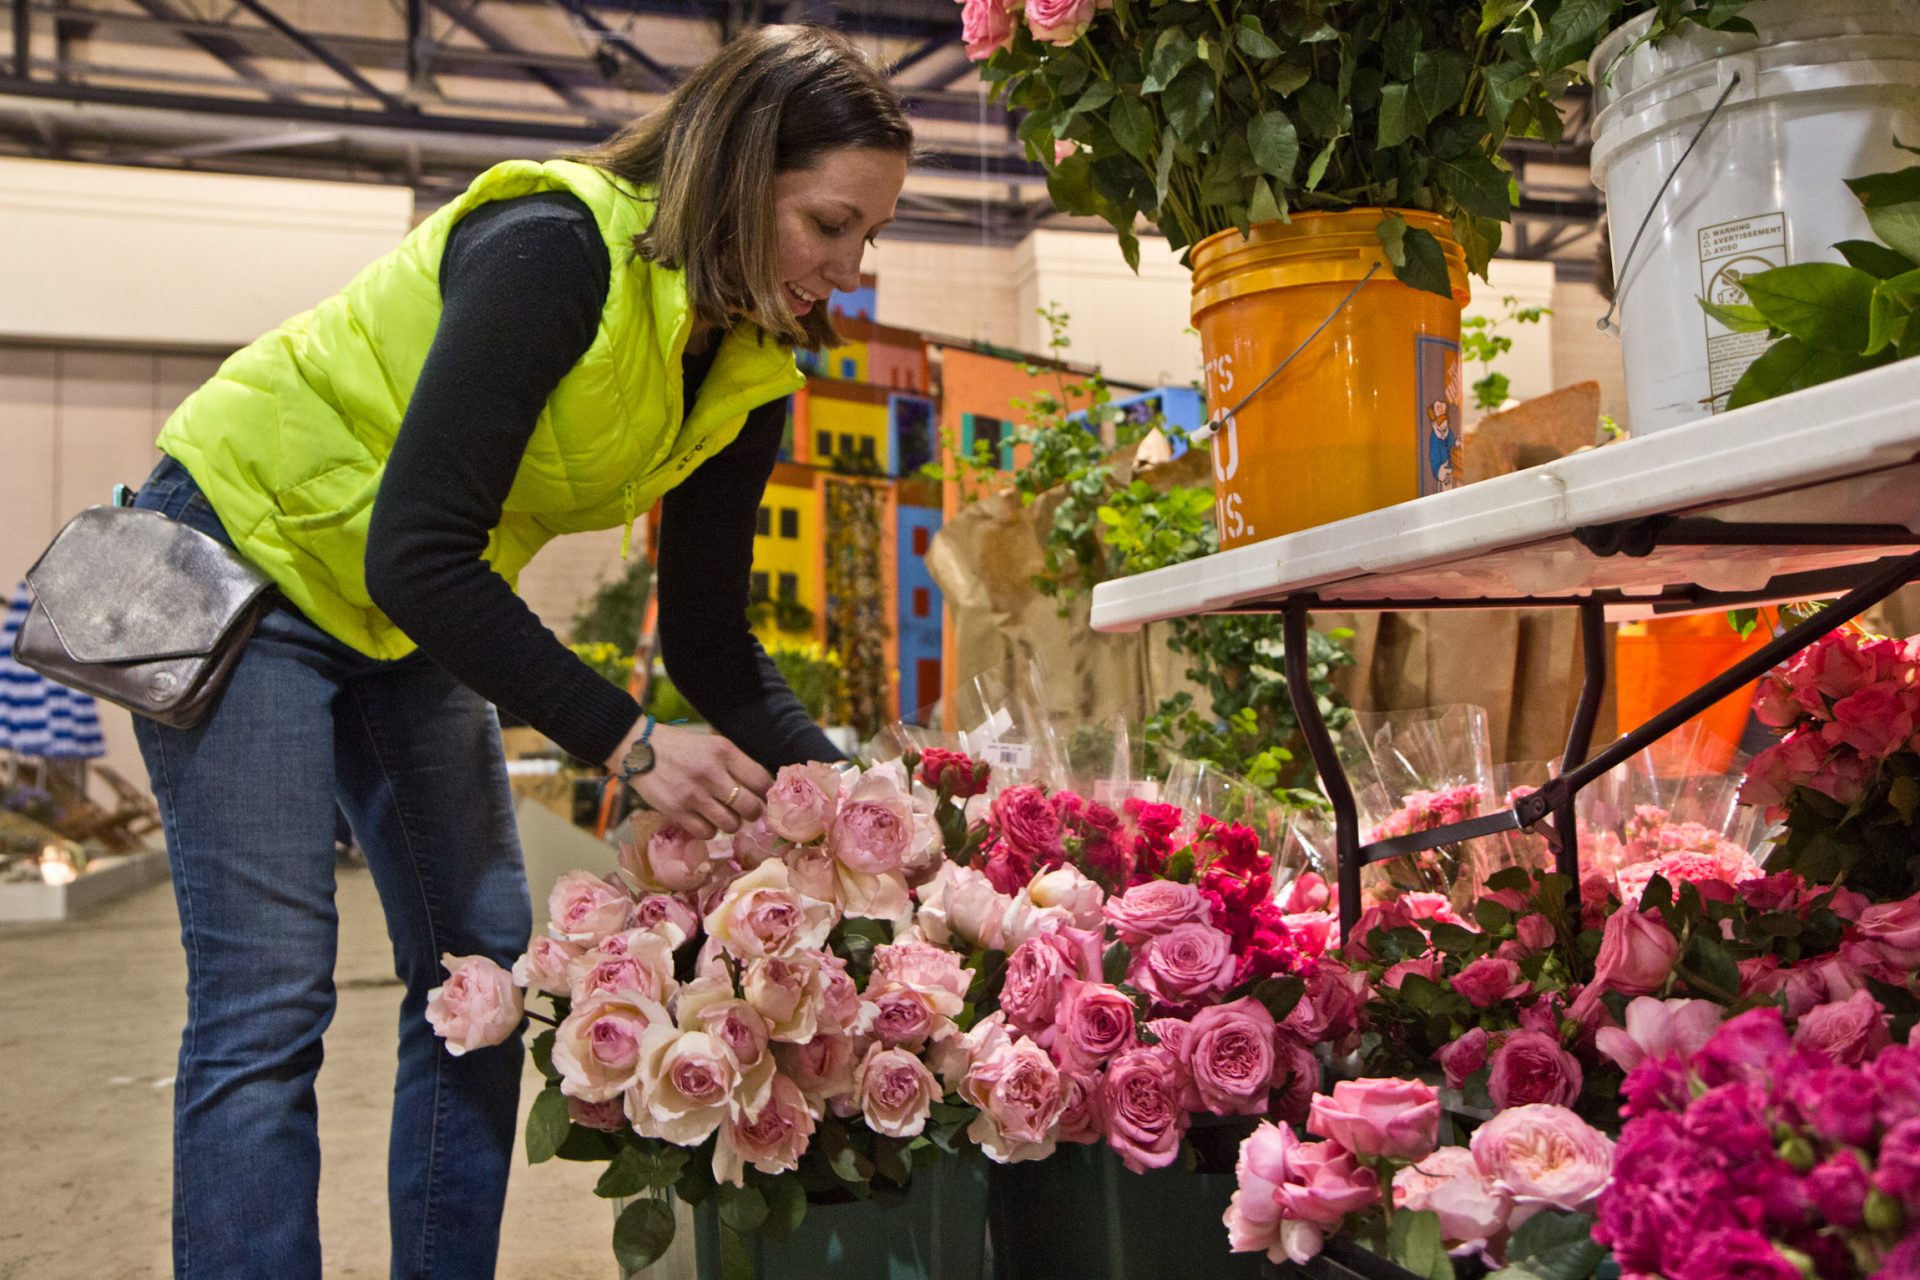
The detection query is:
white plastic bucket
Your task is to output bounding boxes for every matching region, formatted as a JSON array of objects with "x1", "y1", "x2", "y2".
[{"x1": 1590, "y1": 0, "x2": 1920, "y2": 434}]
